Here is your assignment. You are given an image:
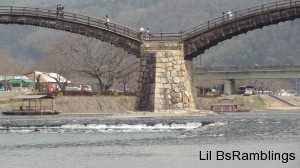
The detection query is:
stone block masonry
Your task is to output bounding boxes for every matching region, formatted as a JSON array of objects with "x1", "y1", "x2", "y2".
[{"x1": 135, "y1": 42, "x2": 196, "y2": 112}]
